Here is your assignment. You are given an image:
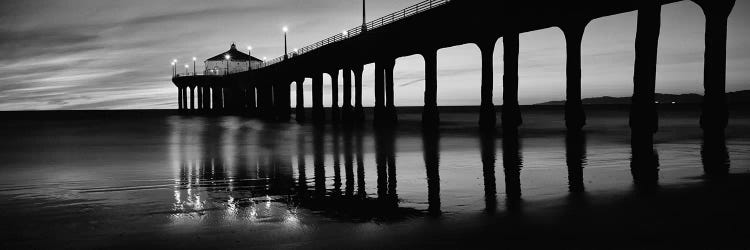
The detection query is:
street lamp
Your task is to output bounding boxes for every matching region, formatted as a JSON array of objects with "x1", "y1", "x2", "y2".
[
  {"x1": 247, "y1": 46, "x2": 253, "y2": 71},
  {"x1": 225, "y1": 54, "x2": 231, "y2": 75},
  {"x1": 192, "y1": 57, "x2": 196, "y2": 75},
  {"x1": 283, "y1": 26, "x2": 289, "y2": 60},
  {"x1": 362, "y1": 0, "x2": 367, "y2": 31},
  {"x1": 184, "y1": 64, "x2": 189, "y2": 75},
  {"x1": 171, "y1": 61, "x2": 176, "y2": 77}
]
